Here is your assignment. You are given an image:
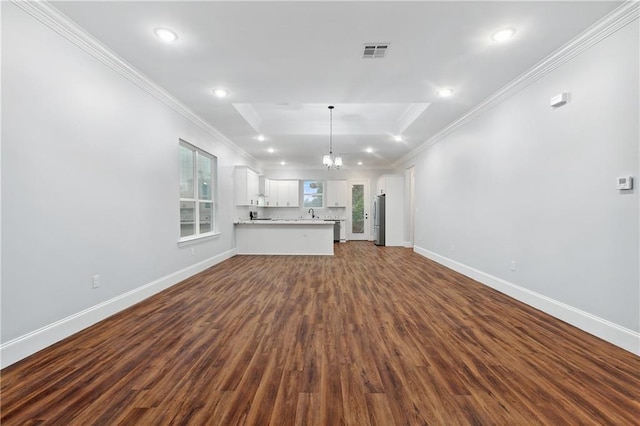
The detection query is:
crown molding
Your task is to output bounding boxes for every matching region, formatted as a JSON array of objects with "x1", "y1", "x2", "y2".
[
  {"x1": 393, "y1": 0, "x2": 640, "y2": 169},
  {"x1": 10, "y1": 0, "x2": 257, "y2": 164}
]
